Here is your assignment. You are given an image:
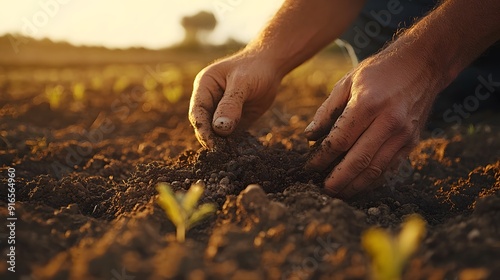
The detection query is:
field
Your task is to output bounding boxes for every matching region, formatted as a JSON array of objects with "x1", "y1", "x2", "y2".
[{"x1": 1, "y1": 43, "x2": 500, "y2": 280}]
